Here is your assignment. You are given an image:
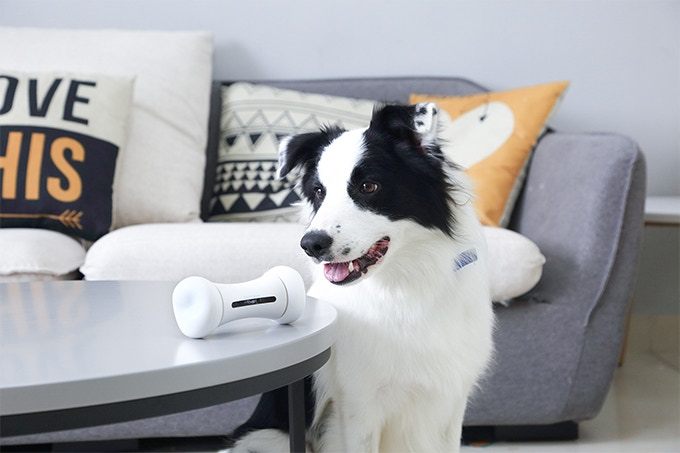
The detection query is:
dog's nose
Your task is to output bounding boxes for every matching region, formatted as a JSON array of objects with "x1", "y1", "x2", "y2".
[{"x1": 300, "y1": 230, "x2": 333, "y2": 259}]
